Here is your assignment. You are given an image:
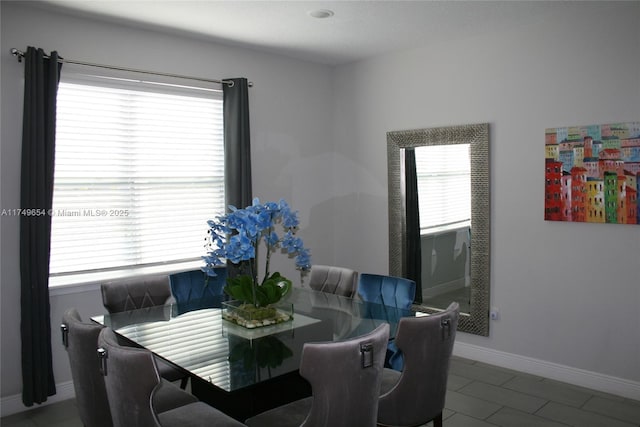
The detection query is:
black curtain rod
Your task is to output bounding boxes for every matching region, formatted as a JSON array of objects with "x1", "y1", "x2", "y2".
[{"x1": 10, "y1": 48, "x2": 253, "y2": 88}]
